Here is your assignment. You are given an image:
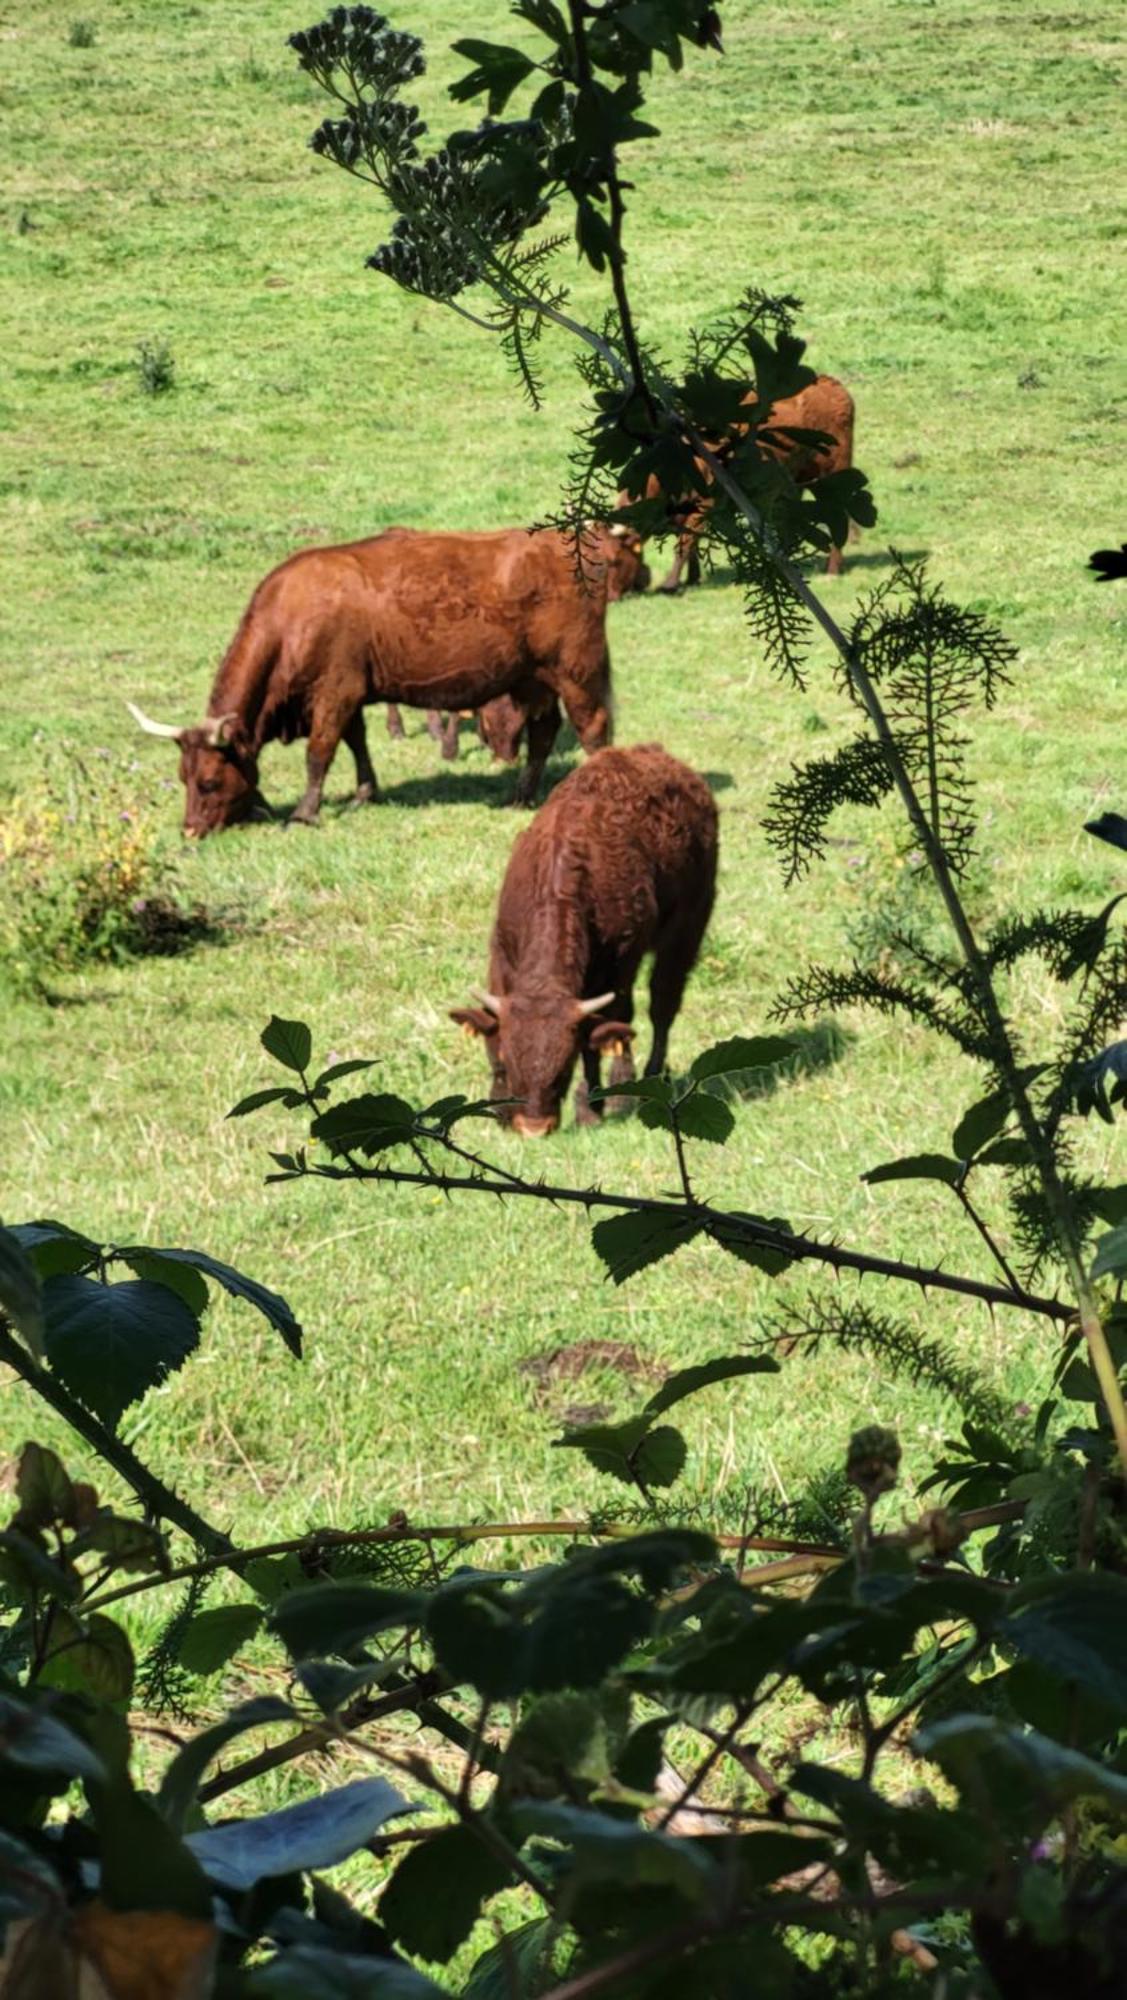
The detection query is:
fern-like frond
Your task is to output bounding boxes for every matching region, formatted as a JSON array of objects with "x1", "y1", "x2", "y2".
[
  {"x1": 762, "y1": 735, "x2": 897, "y2": 880},
  {"x1": 985, "y1": 901, "x2": 1126, "y2": 985},
  {"x1": 760, "y1": 1300, "x2": 1011, "y2": 1431},
  {"x1": 771, "y1": 959, "x2": 990, "y2": 1057}
]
